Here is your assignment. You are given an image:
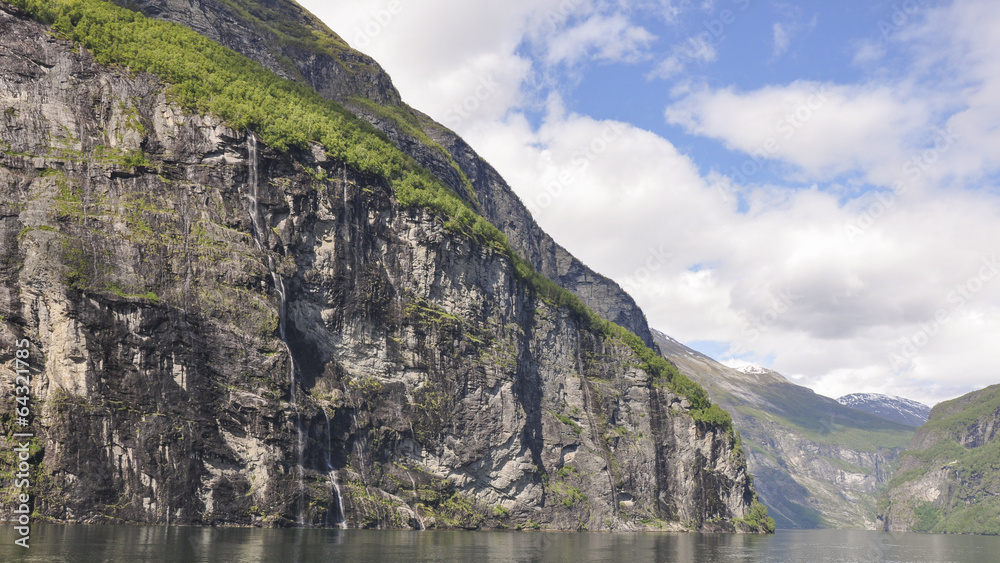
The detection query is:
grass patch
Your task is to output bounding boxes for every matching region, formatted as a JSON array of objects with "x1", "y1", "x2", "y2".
[{"x1": 552, "y1": 411, "x2": 583, "y2": 436}]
